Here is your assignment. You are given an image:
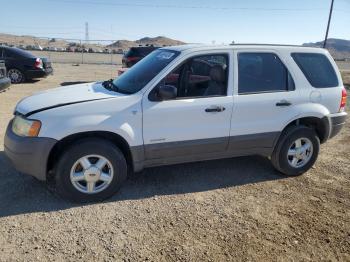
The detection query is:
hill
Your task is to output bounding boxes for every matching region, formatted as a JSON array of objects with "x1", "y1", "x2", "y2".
[
  {"x1": 0, "y1": 33, "x2": 70, "y2": 48},
  {"x1": 303, "y1": 38, "x2": 350, "y2": 60},
  {"x1": 0, "y1": 33, "x2": 105, "y2": 50},
  {"x1": 0, "y1": 33, "x2": 185, "y2": 51},
  {"x1": 107, "y1": 36, "x2": 185, "y2": 49}
]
